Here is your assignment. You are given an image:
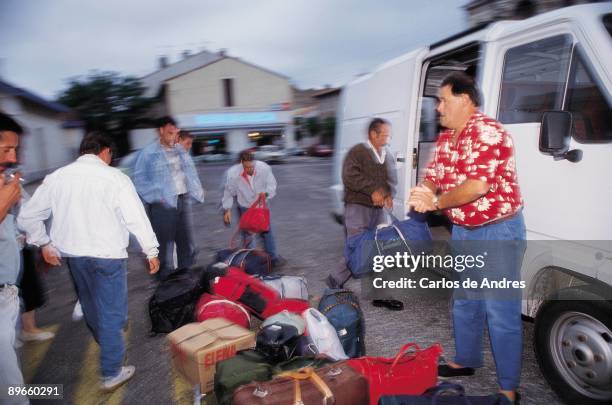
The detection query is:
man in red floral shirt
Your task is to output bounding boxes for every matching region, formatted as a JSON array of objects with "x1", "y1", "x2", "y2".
[{"x1": 409, "y1": 72, "x2": 525, "y2": 403}]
